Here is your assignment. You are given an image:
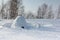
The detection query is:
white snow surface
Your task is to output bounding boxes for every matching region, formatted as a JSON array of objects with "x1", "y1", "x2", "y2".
[
  {"x1": 0, "y1": 17, "x2": 60, "y2": 40},
  {"x1": 0, "y1": 28, "x2": 60, "y2": 40}
]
